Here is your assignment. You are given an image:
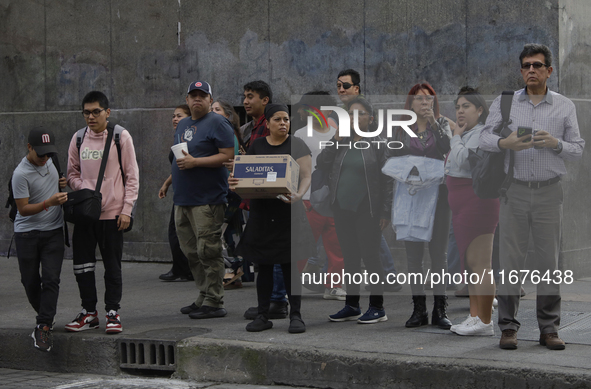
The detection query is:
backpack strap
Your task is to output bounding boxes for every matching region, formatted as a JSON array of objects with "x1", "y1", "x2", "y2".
[
  {"x1": 75, "y1": 128, "x2": 86, "y2": 154},
  {"x1": 111, "y1": 123, "x2": 137, "y2": 225},
  {"x1": 50, "y1": 154, "x2": 63, "y2": 179},
  {"x1": 112, "y1": 124, "x2": 125, "y2": 185},
  {"x1": 50, "y1": 154, "x2": 70, "y2": 247},
  {"x1": 498, "y1": 91, "x2": 515, "y2": 137}
]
